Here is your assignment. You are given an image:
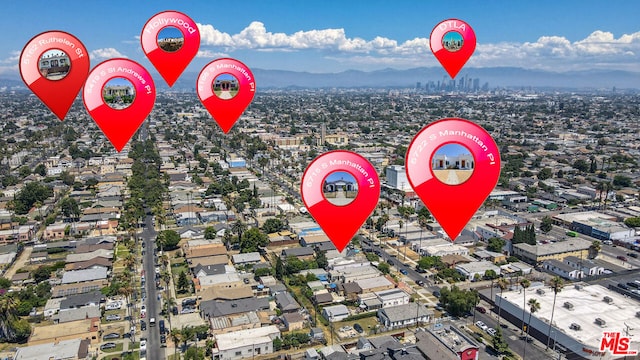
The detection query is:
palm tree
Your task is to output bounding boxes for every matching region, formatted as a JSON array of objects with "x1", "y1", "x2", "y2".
[
  {"x1": 545, "y1": 276, "x2": 564, "y2": 351},
  {"x1": 496, "y1": 278, "x2": 509, "y2": 328},
  {"x1": 231, "y1": 220, "x2": 247, "y2": 245},
  {"x1": 523, "y1": 298, "x2": 541, "y2": 360},
  {"x1": 519, "y1": 278, "x2": 531, "y2": 335},
  {"x1": 170, "y1": 328, "x2": 183, "y2": 358}
]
